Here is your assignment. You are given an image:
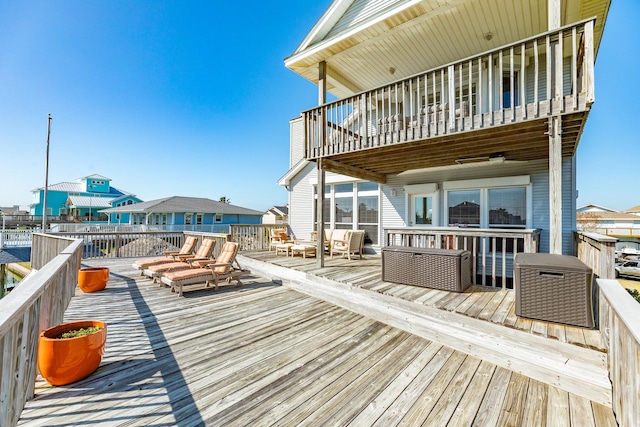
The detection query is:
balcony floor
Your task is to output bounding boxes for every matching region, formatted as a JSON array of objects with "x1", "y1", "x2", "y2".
[{"x1": 18, "y1": 256, "x2": 616, "y2": 426}]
